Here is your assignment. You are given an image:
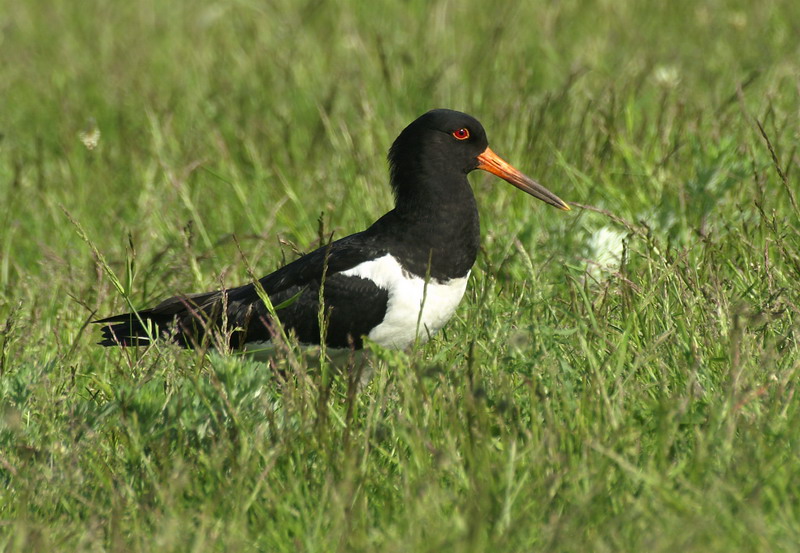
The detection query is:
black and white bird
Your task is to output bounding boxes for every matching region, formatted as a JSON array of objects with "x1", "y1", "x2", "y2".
[{"x1": 97, "y1": 109, "x2": 569, "y2": 353}]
